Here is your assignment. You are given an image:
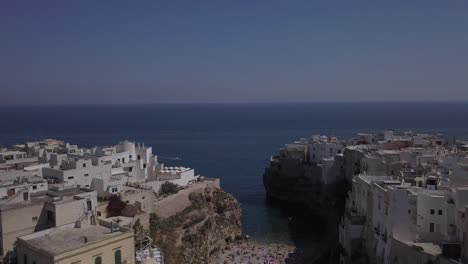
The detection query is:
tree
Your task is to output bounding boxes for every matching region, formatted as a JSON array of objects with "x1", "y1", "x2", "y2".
[
  {"x1": 160, "y1": 182, "x2": 181, "y2": 195},
  {"x1": 106, "y1": 195, "x2": 126, "y2": 217}
]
